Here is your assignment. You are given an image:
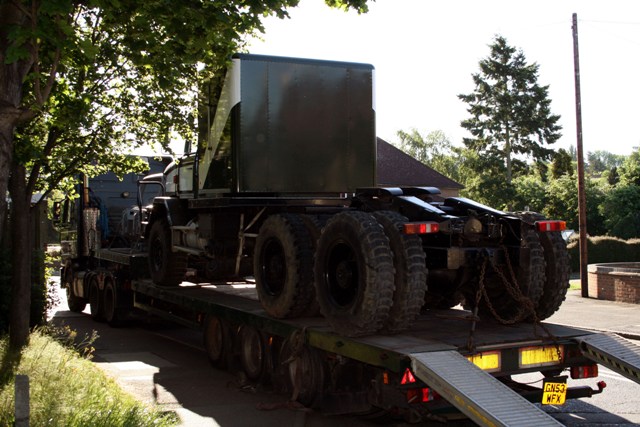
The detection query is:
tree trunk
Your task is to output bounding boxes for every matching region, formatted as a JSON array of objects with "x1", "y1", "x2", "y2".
[
  {"x1": 0, "y1": 121, "x2": 12, "y2": 245},
  {"x1": 505, "y1": 126, "x2": 512, "y2": 185},
  {"x1": 8, "y1": 162, "x2": 31, "y2": 351},
  {"x1": 1, "y1": 1, "x2": 33, "y2": 245}
]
